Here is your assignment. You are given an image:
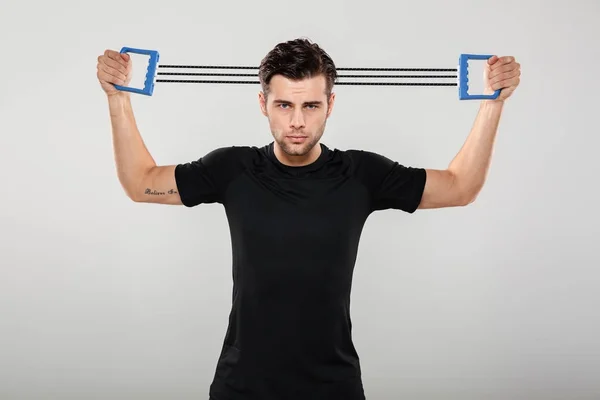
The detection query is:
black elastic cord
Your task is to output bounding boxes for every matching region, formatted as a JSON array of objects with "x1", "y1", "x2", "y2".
[
  {"x1": 157, "y1": 72, "x2": 457, "y2": 78},
  {"x1": 155, "y1": 79, "x2": 456, "y2": 86},
  {"x1": 158, "y1": 65, "x2": 457, "y2": 72},
  {"x1": 155, "y1": 65, "x2": 458, "y2": 86}
]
